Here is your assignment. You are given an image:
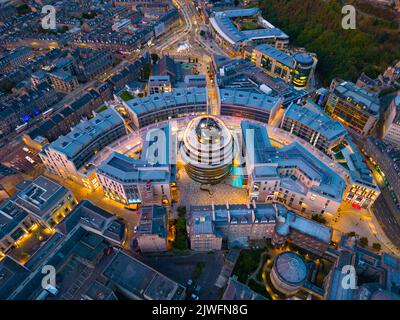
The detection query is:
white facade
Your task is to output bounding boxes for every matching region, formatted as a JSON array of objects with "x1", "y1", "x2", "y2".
[{"x1": 383, "y1": 96, "x2": 400, "y2": 149}]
